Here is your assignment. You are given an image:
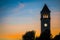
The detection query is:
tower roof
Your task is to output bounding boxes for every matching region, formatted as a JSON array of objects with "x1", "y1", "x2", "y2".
[{"x1": 41, "y1": 4, "x2": 50, "y2": 13}]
